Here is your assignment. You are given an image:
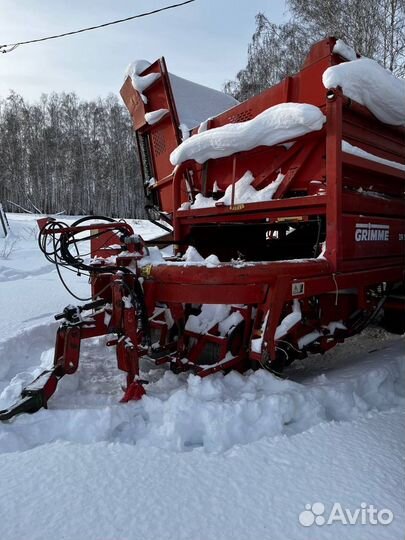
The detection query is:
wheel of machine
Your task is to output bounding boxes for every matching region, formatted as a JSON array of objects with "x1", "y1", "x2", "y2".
[{"x1": 268, "y1": 343, "x2": 293, "y2": 375}]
